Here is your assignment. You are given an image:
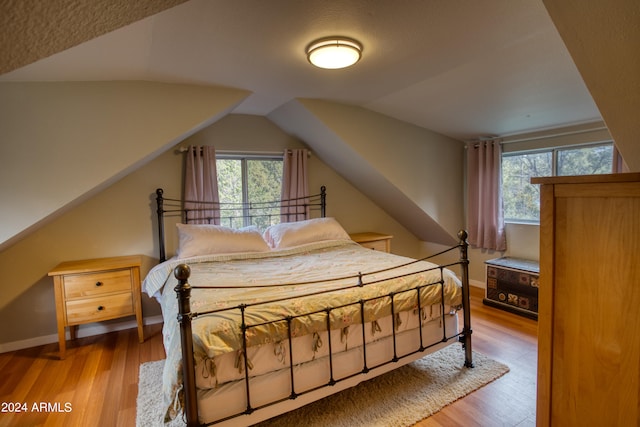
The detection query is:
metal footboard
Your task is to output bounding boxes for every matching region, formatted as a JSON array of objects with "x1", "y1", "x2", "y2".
[{"x1": 174, "y1": 230, "x2": 472, "y2": 427}]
